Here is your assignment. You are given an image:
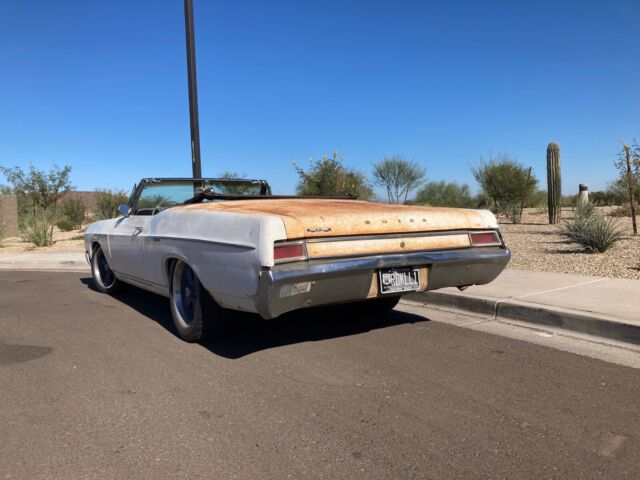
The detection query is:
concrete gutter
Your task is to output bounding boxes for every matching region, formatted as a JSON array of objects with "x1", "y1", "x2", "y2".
[{"x1": 406, "y1": 269, "x2": 640, "y2": 346}]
